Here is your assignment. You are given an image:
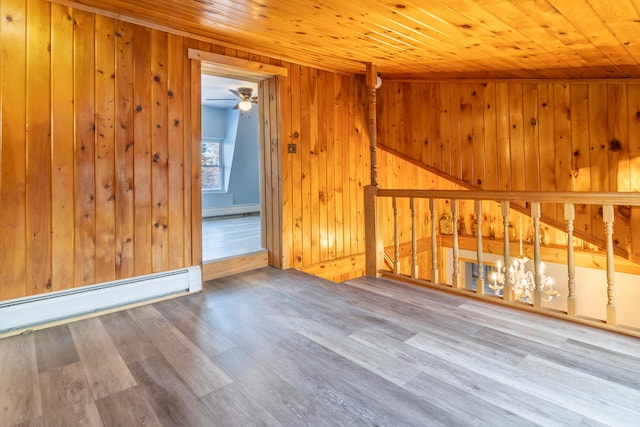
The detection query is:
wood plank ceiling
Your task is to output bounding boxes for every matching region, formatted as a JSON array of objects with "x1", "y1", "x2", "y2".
[{"x1": 55, "y1": 0, "x2": 640, "y2": 79}]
